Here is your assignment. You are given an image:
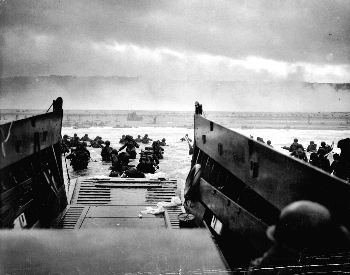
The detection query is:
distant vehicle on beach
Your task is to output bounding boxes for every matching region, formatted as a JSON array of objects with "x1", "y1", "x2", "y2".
[
  {"x1": 73, "y1": 125, "x2": 91, "y2": 129},
  {"x1": 241, "y1": 125, "x2": 251, "y2": 129},
  {"x1": 127, "y1": 111, "x2": 143, "y2": 121},
  {"x1": 113, "y1": 124, "x2": 133, "y2": 128}
]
